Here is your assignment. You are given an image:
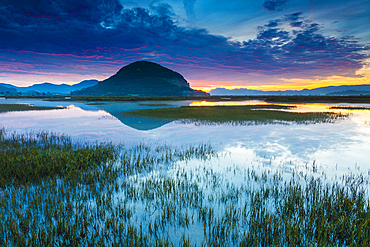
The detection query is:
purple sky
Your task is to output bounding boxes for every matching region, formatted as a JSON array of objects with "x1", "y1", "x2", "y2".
[{"x1": 1, "y1": 0, "x2": 369, "y2": 90}]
